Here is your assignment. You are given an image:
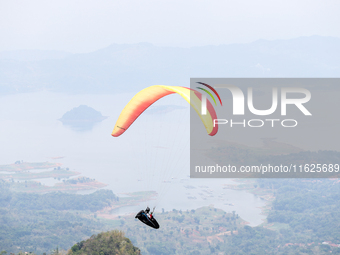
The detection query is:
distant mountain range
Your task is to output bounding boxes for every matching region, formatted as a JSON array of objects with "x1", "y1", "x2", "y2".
[{"x1": 0, "y1": 35, "x2": 339, "y2": 95}]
